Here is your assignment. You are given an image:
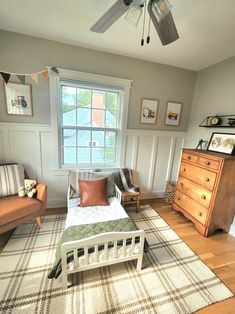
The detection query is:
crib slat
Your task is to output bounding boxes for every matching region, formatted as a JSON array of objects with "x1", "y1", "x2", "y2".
[
  {"x1": 94, "y1": 245, "x2": 99, "y2": 263},
  {"x1": 104, "y1": 243, "x2": 108, "y2": 260},
  {"x1": 131, "y1": 237, "x2": 135, "y2": 255},
  {"x1": 114, "y1": 241, "x2": 118, "y2": 259},
  {"x1": 122, "y1": 239, "x2": 126, "y2": 257},
  {"x1": 74, "y1": 249, "x2": 78, "y2": 268},
  {"x1": 84, "y1": 247, "x2": 88, "y2": 265}
]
